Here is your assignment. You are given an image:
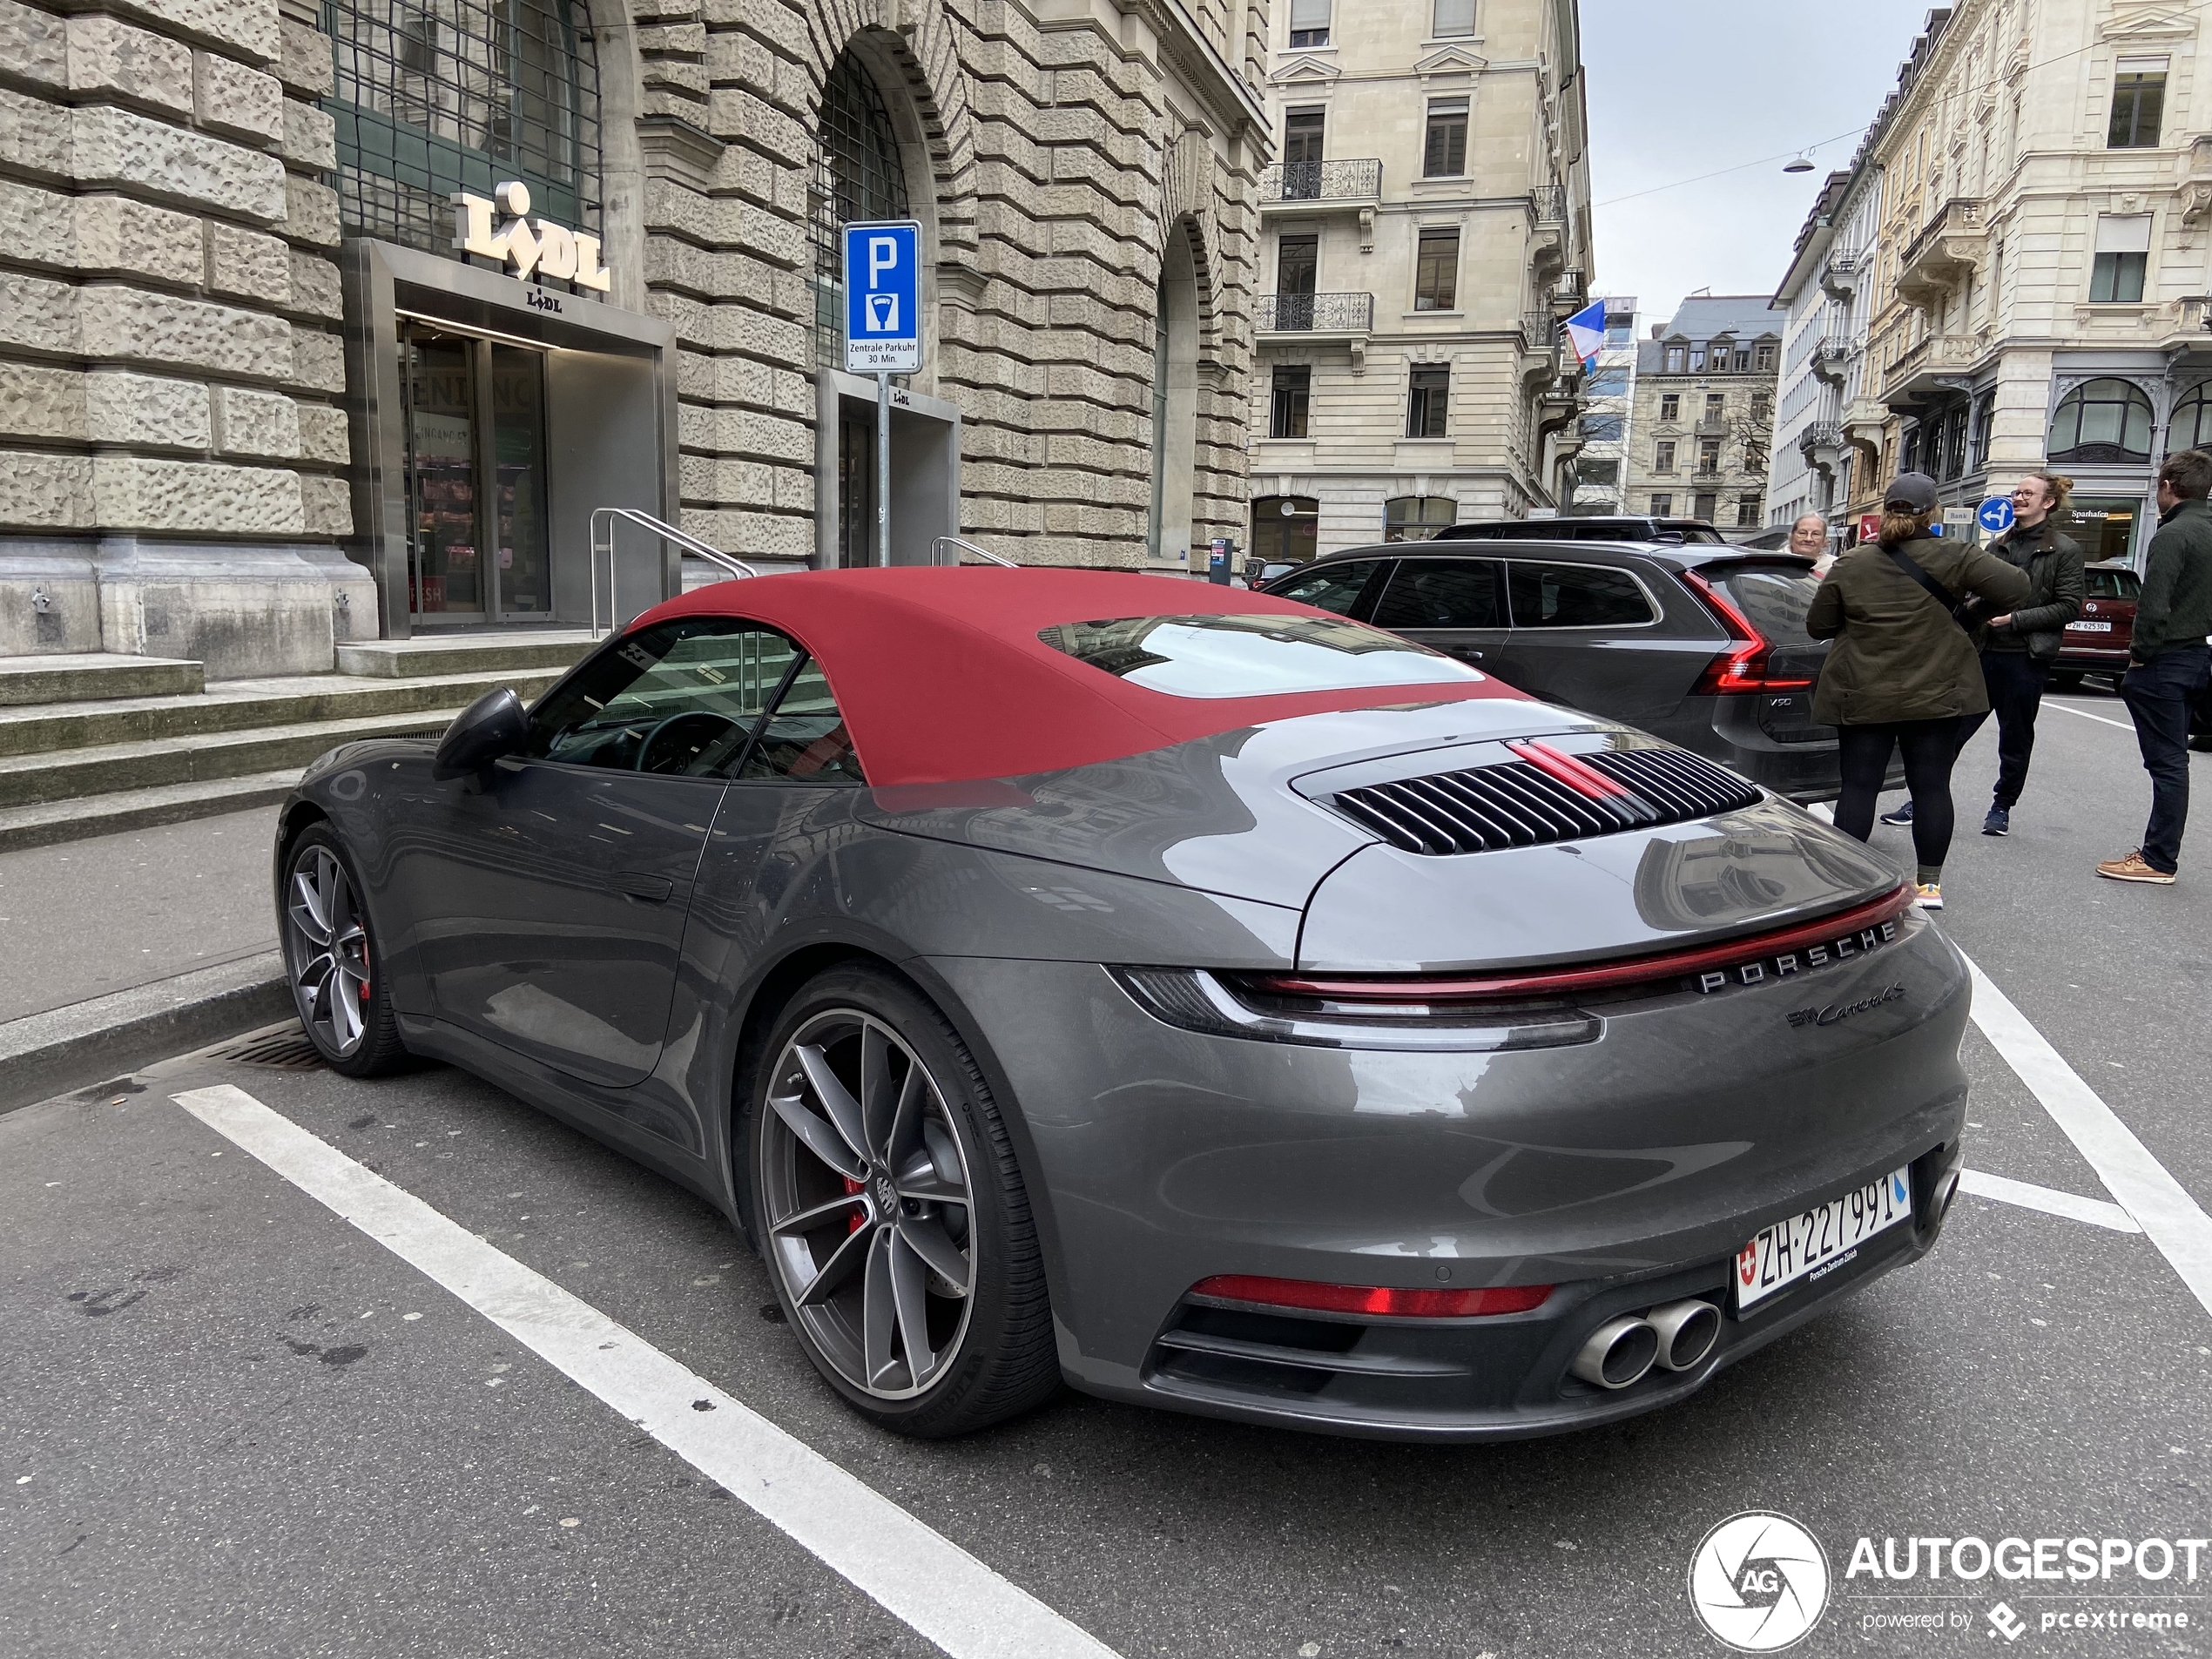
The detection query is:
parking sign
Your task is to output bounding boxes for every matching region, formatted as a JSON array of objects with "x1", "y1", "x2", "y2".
[{"x1": 843, "y1": 221, "x2": 921, "y2": 374}]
